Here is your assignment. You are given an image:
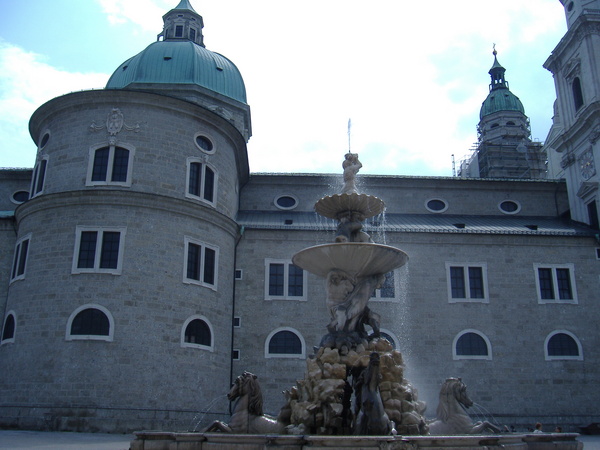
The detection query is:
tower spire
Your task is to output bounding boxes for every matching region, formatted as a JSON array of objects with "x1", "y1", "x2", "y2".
[{"x1": 488, "y1": 45, "x2": 508, "y2": 91}]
